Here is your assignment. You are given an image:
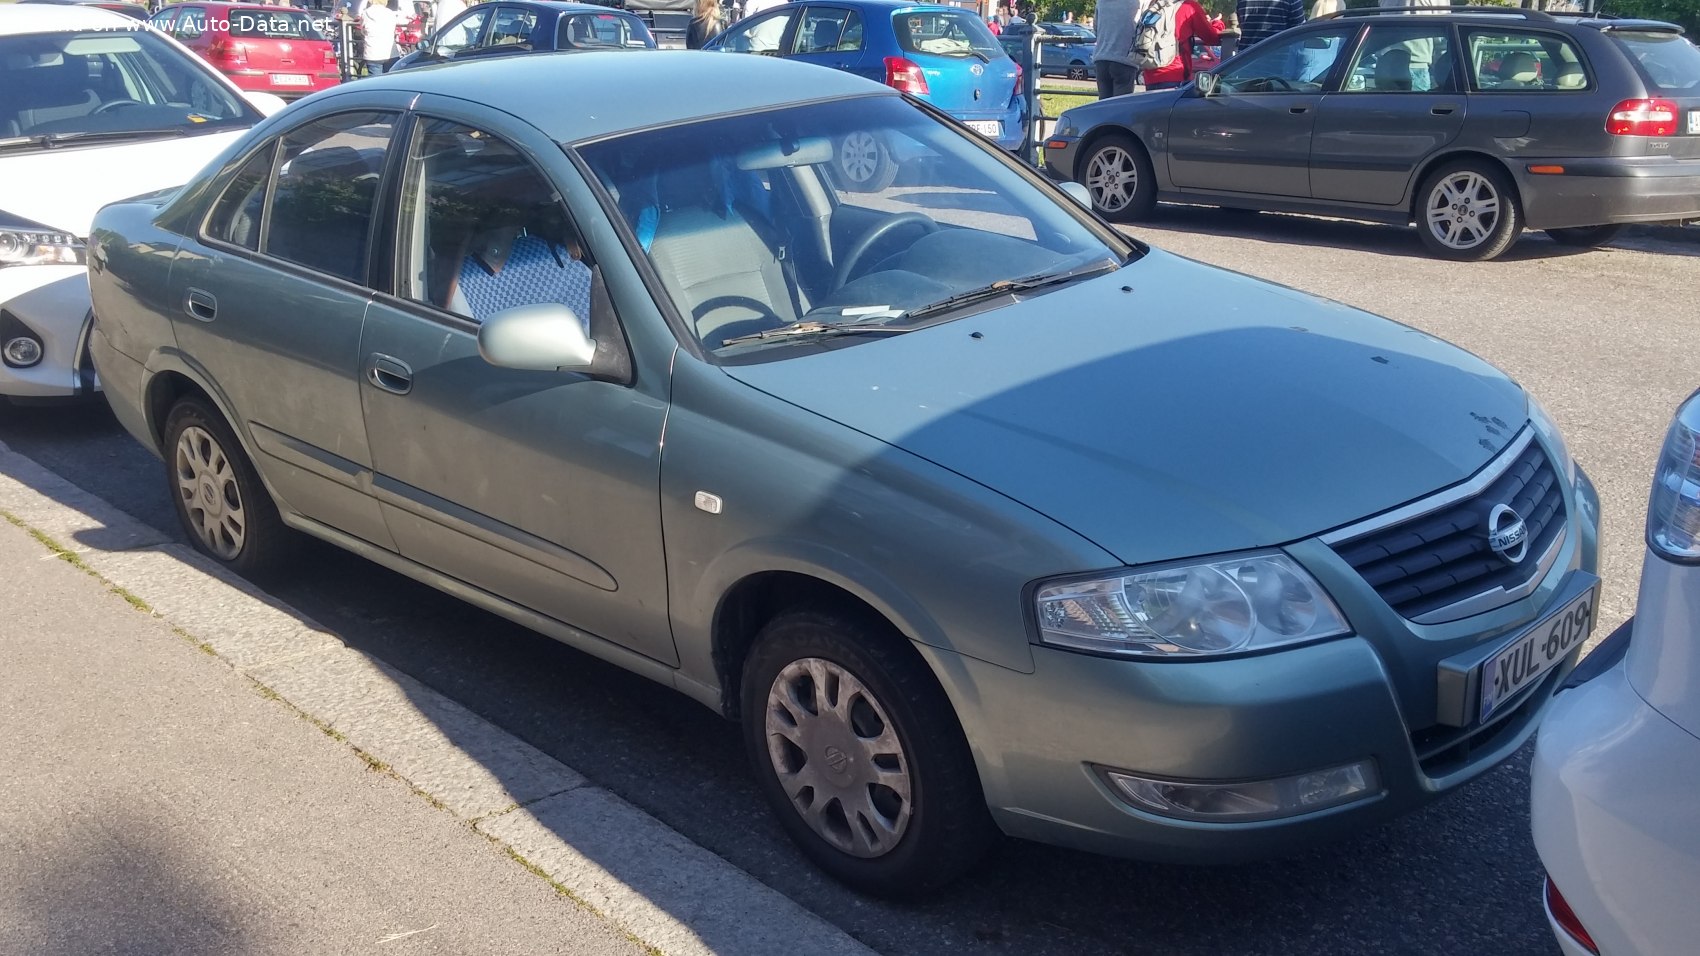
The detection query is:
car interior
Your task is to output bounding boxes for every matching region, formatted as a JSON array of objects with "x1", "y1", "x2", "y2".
[{"x1": 0, "y1": 34, "x2": 244, "y2": 136}]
